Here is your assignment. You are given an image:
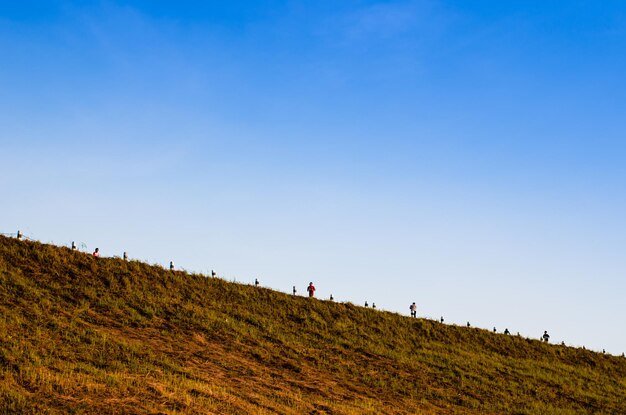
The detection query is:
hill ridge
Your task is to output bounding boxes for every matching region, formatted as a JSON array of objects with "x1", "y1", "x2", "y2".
[{"x1": 1, "y1": 235, "x2": 625, "y2": 414}]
